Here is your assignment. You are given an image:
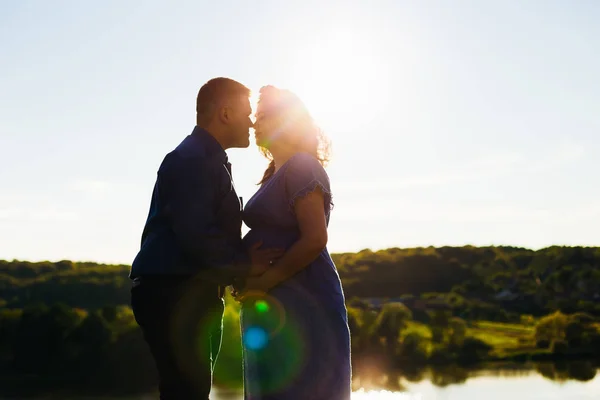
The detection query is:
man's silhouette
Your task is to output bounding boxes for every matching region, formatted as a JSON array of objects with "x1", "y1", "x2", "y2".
[{"x1": 129, "y1": 77, "x2": 281, "y2": 400}]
